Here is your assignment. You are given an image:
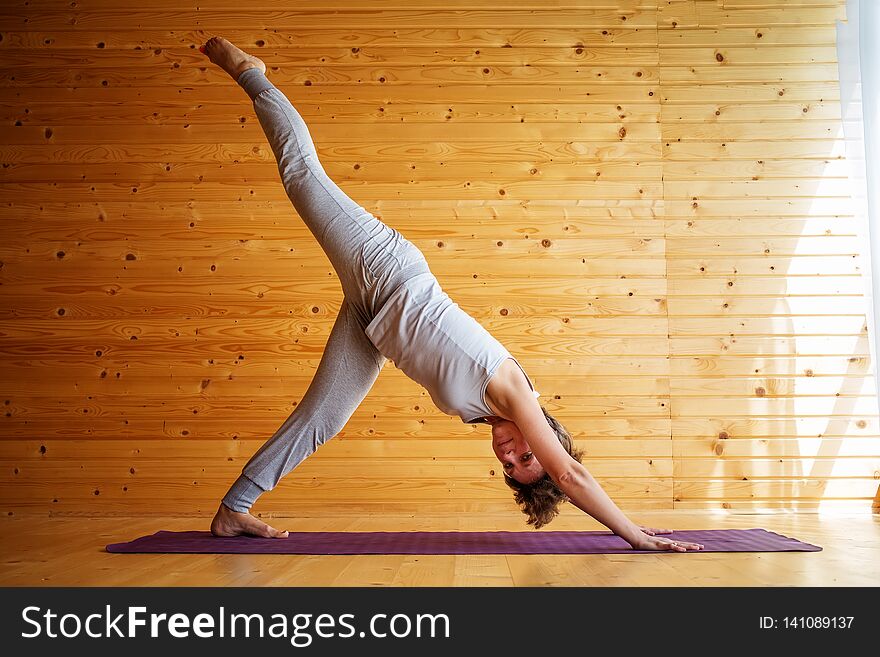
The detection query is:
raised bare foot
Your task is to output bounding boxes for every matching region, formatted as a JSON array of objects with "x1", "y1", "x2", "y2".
[
  {"x1": 199, "y1": 36, "x2": 266, "y2": 82},
  {"x1": 210, "y1": 502, "x2": 289, "y2": 539}
]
